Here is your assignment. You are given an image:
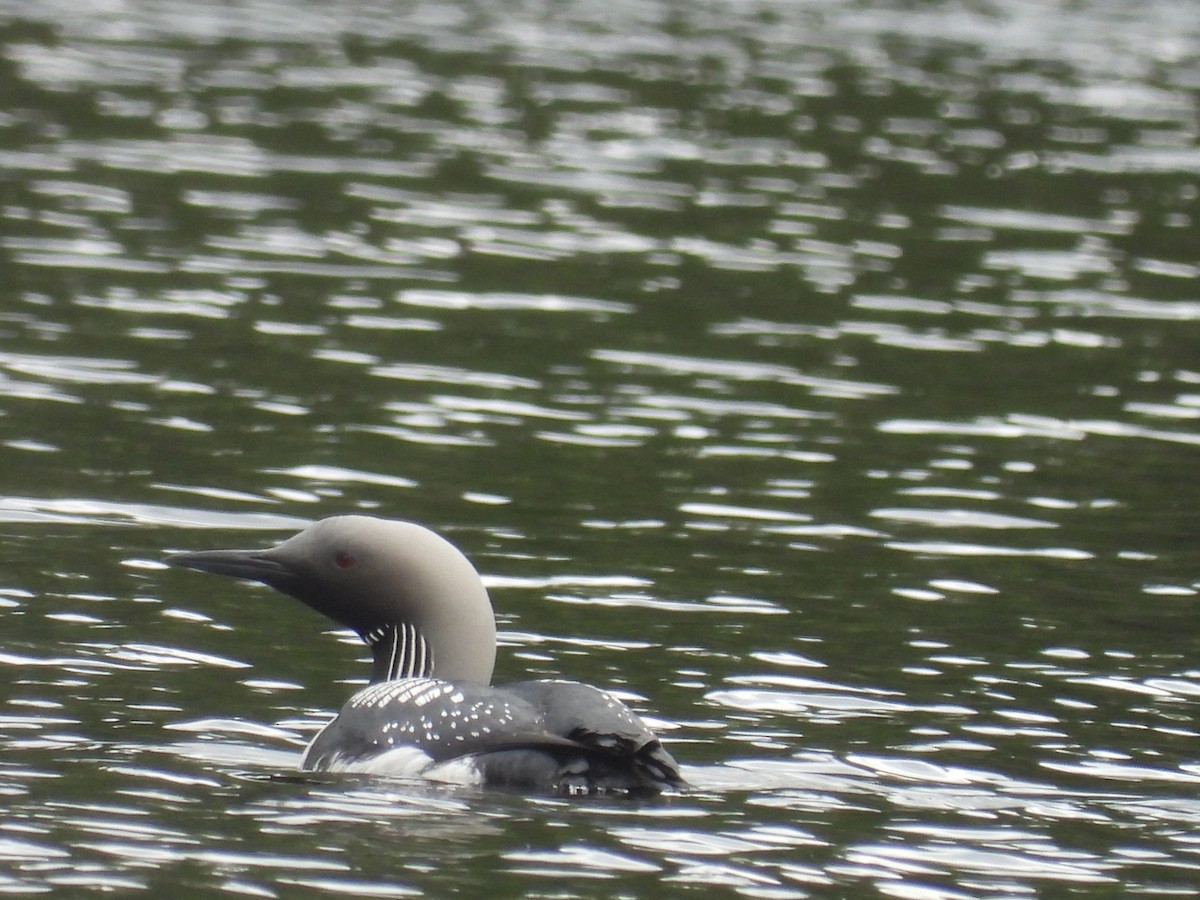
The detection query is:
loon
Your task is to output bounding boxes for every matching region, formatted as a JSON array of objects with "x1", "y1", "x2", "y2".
[{"x1": 167, "y1": 515, "x2": 684, "y2": 796}]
